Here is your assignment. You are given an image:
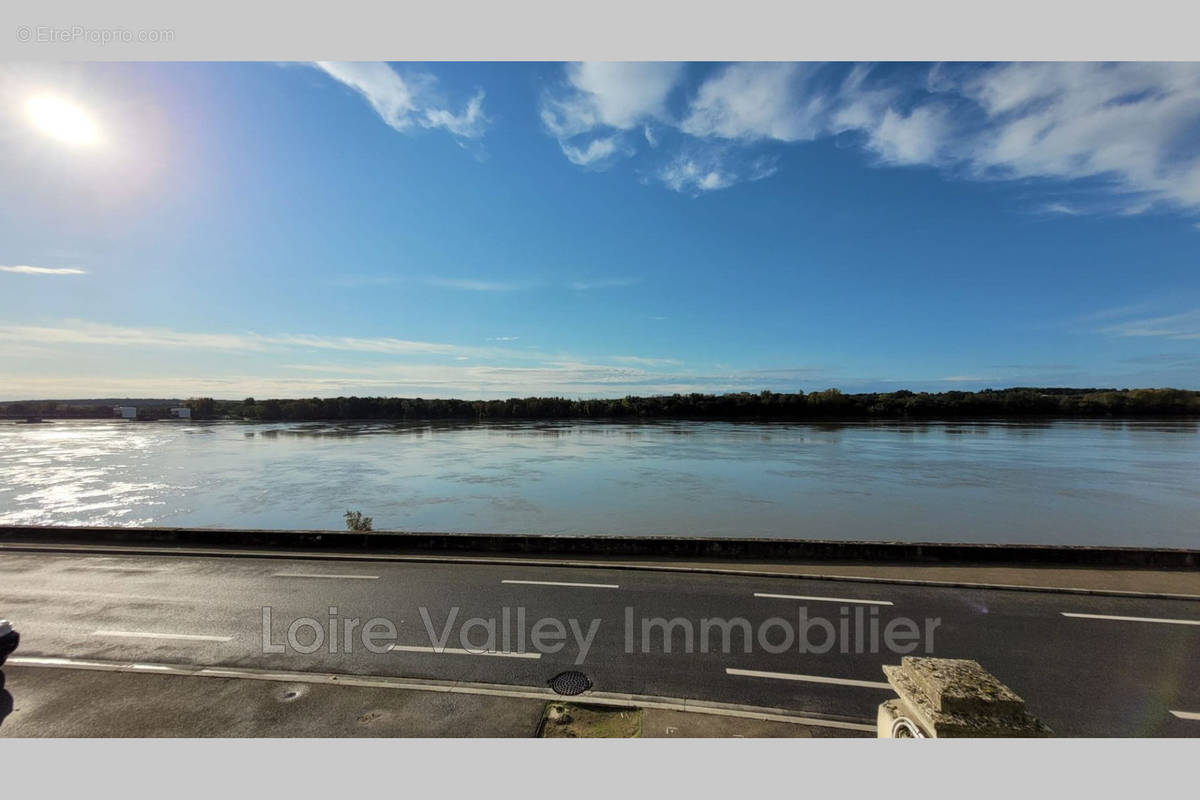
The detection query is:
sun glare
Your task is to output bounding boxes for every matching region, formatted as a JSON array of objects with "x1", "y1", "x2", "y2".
[{"x1": 26, "y1": 94, "x2": 101, "y2": 146}]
